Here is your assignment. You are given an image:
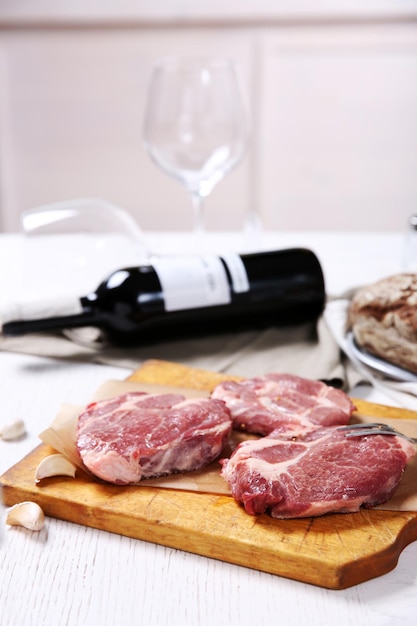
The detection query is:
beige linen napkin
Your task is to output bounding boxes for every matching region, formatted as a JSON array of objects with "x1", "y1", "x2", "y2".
[{"x1": 0, "y1": 313, "x2": 347, "y2": 384}]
